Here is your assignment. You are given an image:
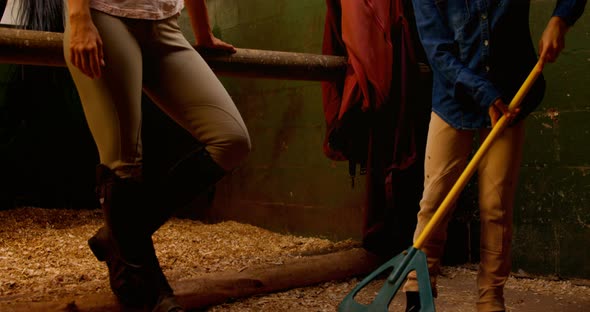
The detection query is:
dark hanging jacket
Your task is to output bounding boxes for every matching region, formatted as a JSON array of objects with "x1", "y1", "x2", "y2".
[{"x1": 322, "y1": 0, "x2": 428, "y2": 257}]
